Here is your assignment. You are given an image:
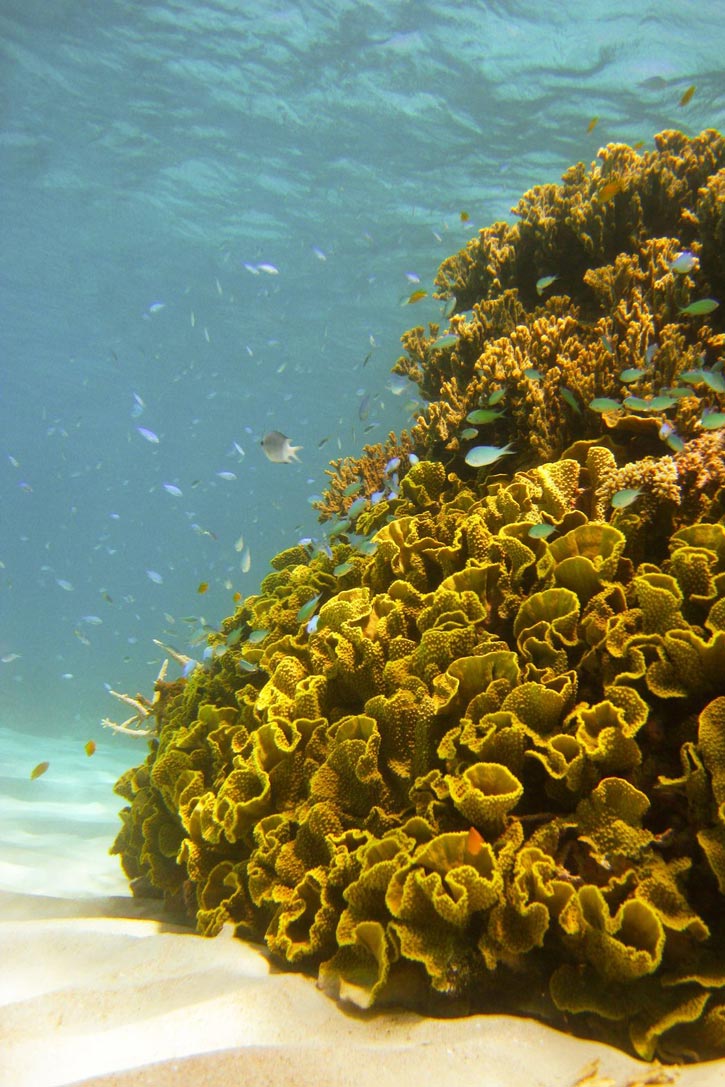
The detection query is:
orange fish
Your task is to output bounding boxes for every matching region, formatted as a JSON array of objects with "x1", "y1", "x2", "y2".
[
  {"x1": 197, "y1": 581, "x2": 209, "y2": 595},
  {"x1": 233, "y1": 591, "x2": 242, "y2": 604},
  {"x1": 466, "y1": 827, "x2": 485, "y2": 856},
  {"x1": 30, "y1": 761, "x2": 49, "y2": 780},
  {"x1": 586, "y1": 116, "x2": 599, "y2": 133},
  {"x1": 406, "y1": 289, "x2": 428, "y2": 304},
  {"x1": 679, "y1": 84, "x2": 695, "y2": 107},
  {"x1": 598, "y1": 178, "x2": 622, "y2": 203},
  {"x1": 459, "y1": 210, "x2": 470, "y2": 222},
  {"x1": 85, "y1": 740, "x2": 96, "y2": 757}
]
